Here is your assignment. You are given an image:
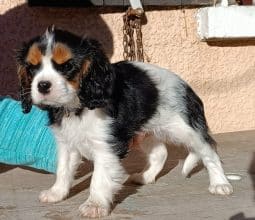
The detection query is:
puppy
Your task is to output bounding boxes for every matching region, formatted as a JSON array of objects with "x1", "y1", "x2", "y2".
[{"x1": 16, "y1": 26, "x2": 233, "y2": 218}]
